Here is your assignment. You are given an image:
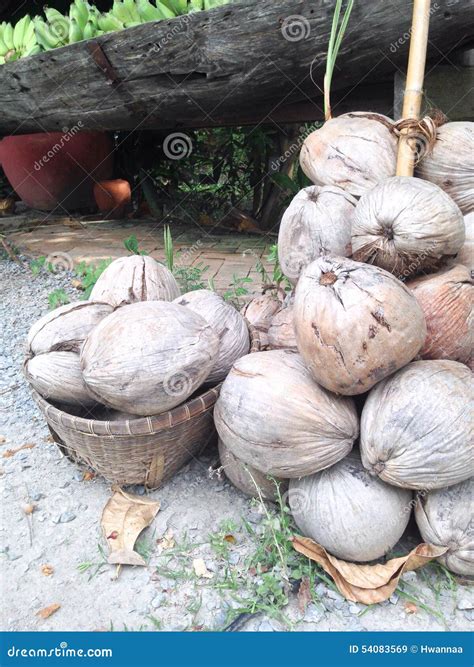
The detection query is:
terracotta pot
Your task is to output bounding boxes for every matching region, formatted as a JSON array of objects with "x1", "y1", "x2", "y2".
[
  {"x1": 94, "y1": 179, "x2": 131, "y2": 218},
  {"x1": 0, "y1": 131, "x2": 113, "y2": 211}
]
